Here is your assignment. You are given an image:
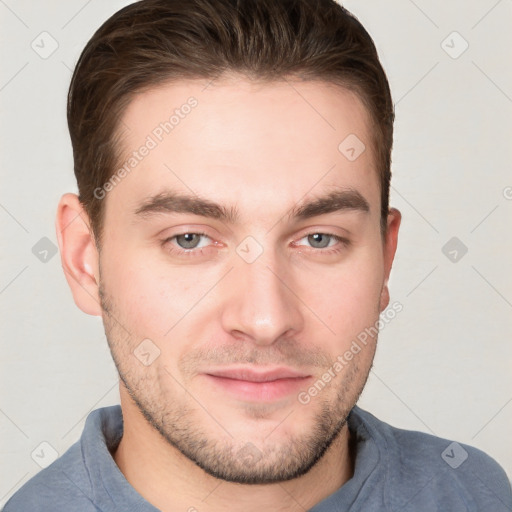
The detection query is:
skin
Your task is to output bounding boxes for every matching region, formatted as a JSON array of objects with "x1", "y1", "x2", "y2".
[{"x1": 56, "y1": 75, "x2": 400, "y2": 512}]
